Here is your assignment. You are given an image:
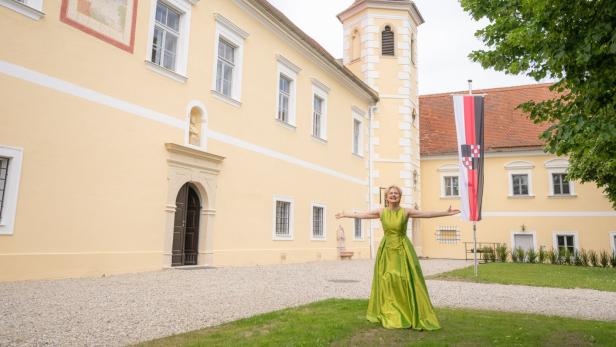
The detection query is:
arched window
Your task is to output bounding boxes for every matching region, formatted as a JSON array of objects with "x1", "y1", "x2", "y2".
[
  {"x1": 351, "y1": 28, "x2": 361, "y2": 61},
  {"x1": 381, "y1": 25, "x2": 394, "y2": 56}
]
